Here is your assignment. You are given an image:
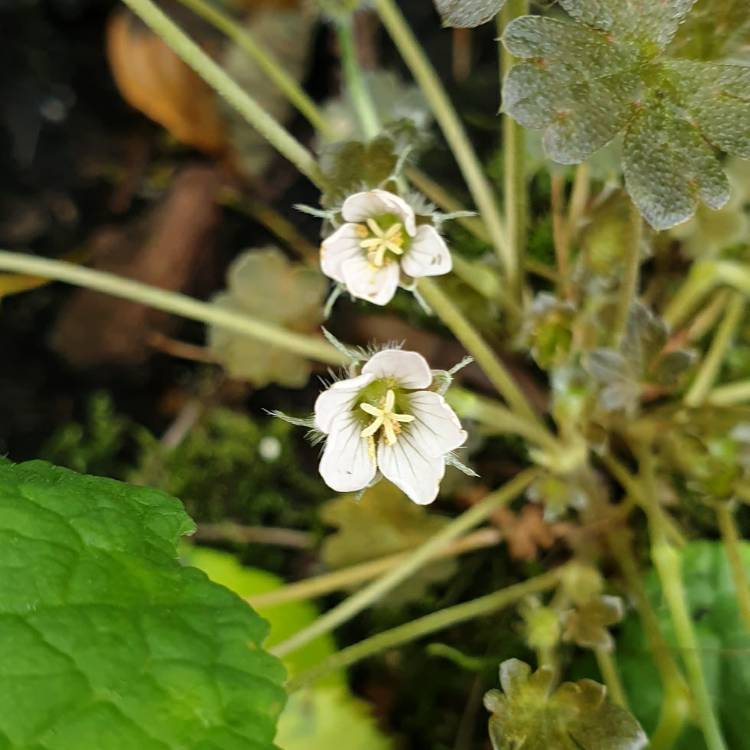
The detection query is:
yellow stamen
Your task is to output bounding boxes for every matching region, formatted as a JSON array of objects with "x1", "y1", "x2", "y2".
[
  {"x1": 359, "y1": 219, "x2": 406, "y2": 268},
  {"x1": 359, "y1": 389, "x2": 415, "y2": 447}
]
